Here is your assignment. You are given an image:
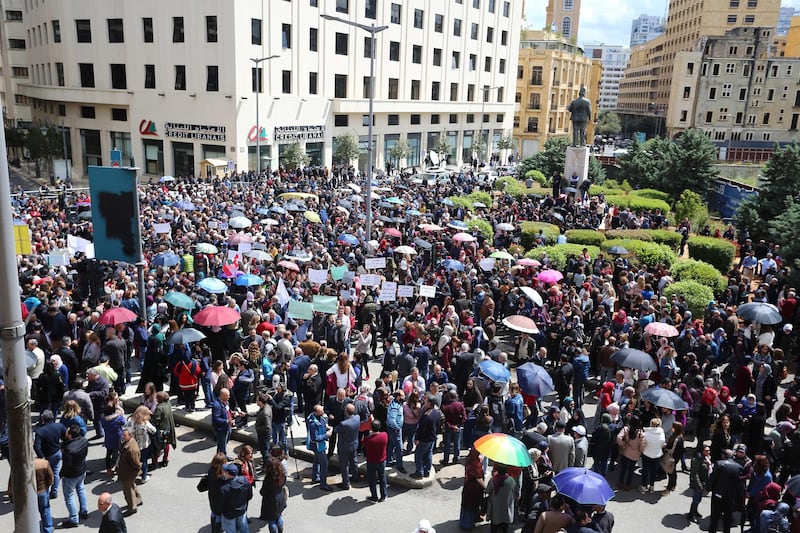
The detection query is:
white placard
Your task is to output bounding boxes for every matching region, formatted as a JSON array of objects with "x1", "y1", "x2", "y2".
[
  {"x1": 380, "y1": 281, "x2": 397, "y2": 301},
  {"x1": 238, "y1": 242, "x2": 252, "y2": 253},
  {"x1": 48, "y1": 249, "x2": 70, "y2": 266},
  {"x1": 340, "y1": 288, "x2": 356, "y2": 301},
  {"x1": 479, "y1": 258, "x2": 496, "y2": 271},
  {"x1": 397, "y1": 284, "x2": 415, "y2": 298},
  {"x1": 361, "y1": 274, "x2": 381, "y2": 287},
  {"x1": 208, "y1": 221, "x2": 218, "y2": 229},
  {"x1": 364, "y1": 257, "x2": 386, "y2": 270},
  {"x1": 154, "y1": 223, "x2": 171, "y2": 234},
  {"x1": 218, "y1": 222, "x2": 229, "y2": 230},
  {"x1": 308, "y1": 269, "x2": 329, "y2": 285},
  {"x1": 419, "y1": 285, "x2": 436, "y2": 298}
]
